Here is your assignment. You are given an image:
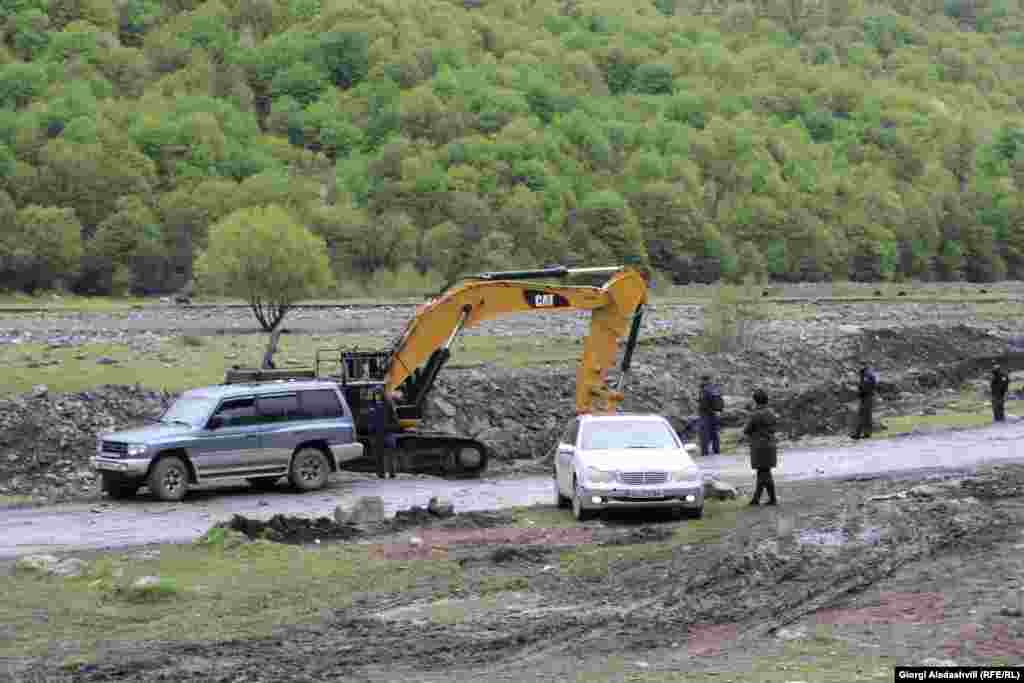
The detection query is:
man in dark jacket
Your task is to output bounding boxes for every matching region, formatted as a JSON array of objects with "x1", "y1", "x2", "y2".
[
  {"x1": 743, "y1": 389, "x2": 777, "y2": 506},
  {"x1": 851, "y1": 363, "x2": 877, "y2": 439},
  {"x1": 991, "y1": 363, "x2": 1010, "y2": 422},
  {"x1": 367, "y1": 388, "x2": 401, "y2": 478},
  {"x1": 698, "y1": 375, "x2": 721, "y2": 457}
]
